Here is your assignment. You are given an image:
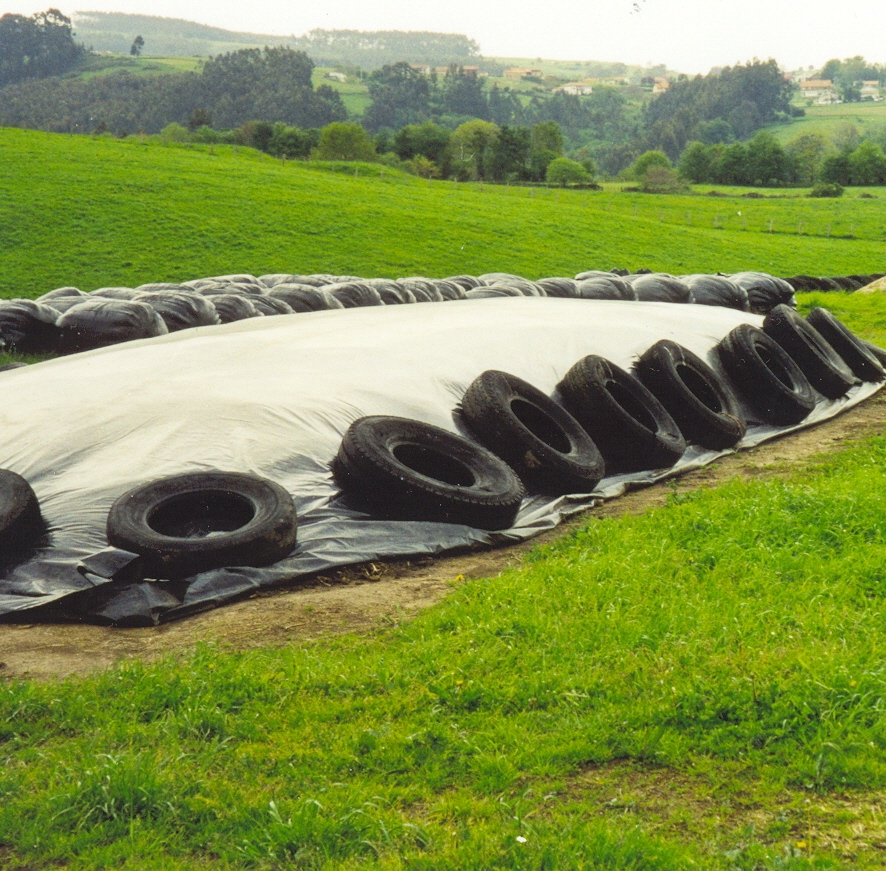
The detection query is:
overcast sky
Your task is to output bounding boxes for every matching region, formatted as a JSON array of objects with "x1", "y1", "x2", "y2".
[{"x1": 6, "y1": 0, "x2": 885, "y2": 74}]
